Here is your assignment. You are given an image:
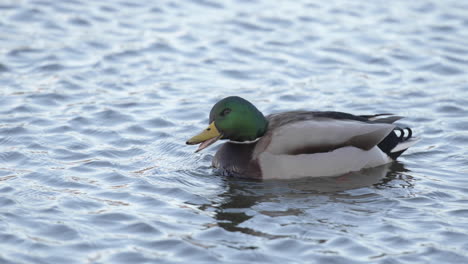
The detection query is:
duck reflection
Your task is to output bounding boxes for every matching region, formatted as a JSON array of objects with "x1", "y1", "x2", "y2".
[{"x1": 211, "y1": 162, "x2": 413, "y2": 234}]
